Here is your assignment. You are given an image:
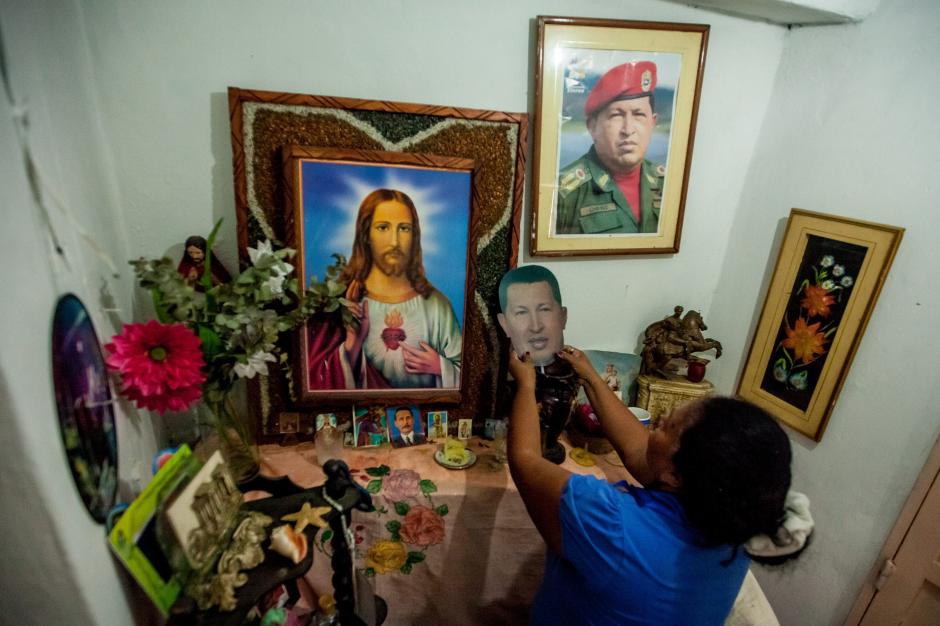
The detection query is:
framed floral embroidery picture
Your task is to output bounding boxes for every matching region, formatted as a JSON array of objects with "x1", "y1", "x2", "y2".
[{"x1": 737, "y1": 209, "x2": 903, "y2": 441}]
